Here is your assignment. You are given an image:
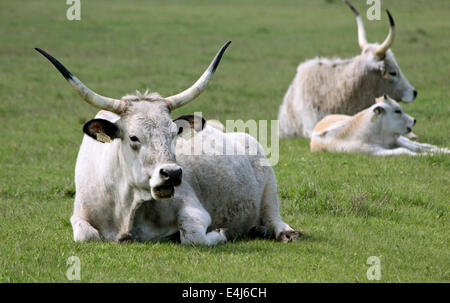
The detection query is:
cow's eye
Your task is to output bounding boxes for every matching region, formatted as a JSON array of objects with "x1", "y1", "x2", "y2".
[
  {"x1": 389, "y1": 72, "x2": 397, "y2": 77},
  {"x1": 130, "y1": 136, "x2": 140, "y2": 142},
  {"x1": 395, "y1": 110, "x2": 402, "y2": 114}
]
